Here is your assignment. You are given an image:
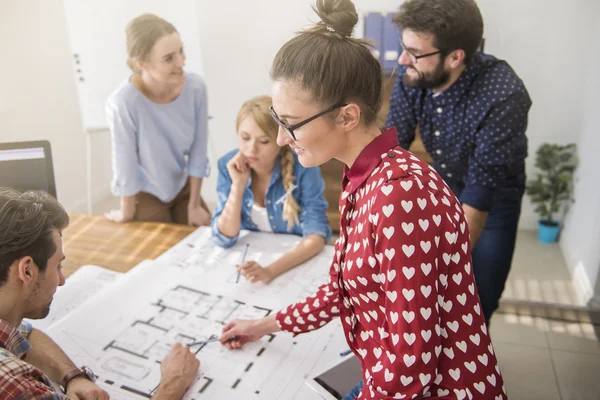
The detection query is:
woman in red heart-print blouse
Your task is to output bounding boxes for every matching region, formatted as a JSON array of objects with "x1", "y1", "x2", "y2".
[{"x1": 219, "y1": 1, "x2": 507, "y2": 399}]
